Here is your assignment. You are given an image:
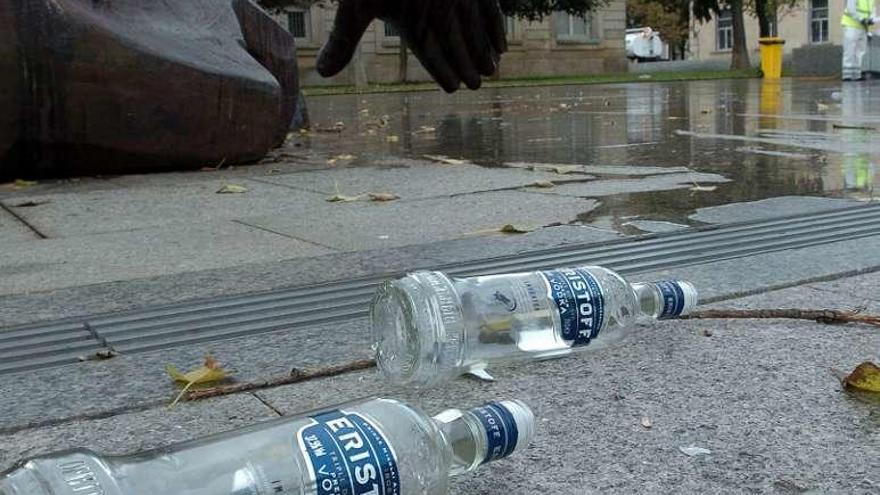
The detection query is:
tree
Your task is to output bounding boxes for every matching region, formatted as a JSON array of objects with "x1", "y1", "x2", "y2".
[
  {"x1": 260, "y1": 0, "x2": 612, "y2": 22},
  {"x1": 748, "y1": 0, "x2": 803, "y2": 37},
  {"x1": 753, "y1": 0, "x2": 776, "y2": 37},
  {"x1": 729, "y1": 0, "x2": 750, "y2": 69},
  {"x1": 691, "y1": 0, "x2": 749, "y2": 70},
  {"x1": 499, "y1": 0, "x2": 610, "y2": 19}
]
